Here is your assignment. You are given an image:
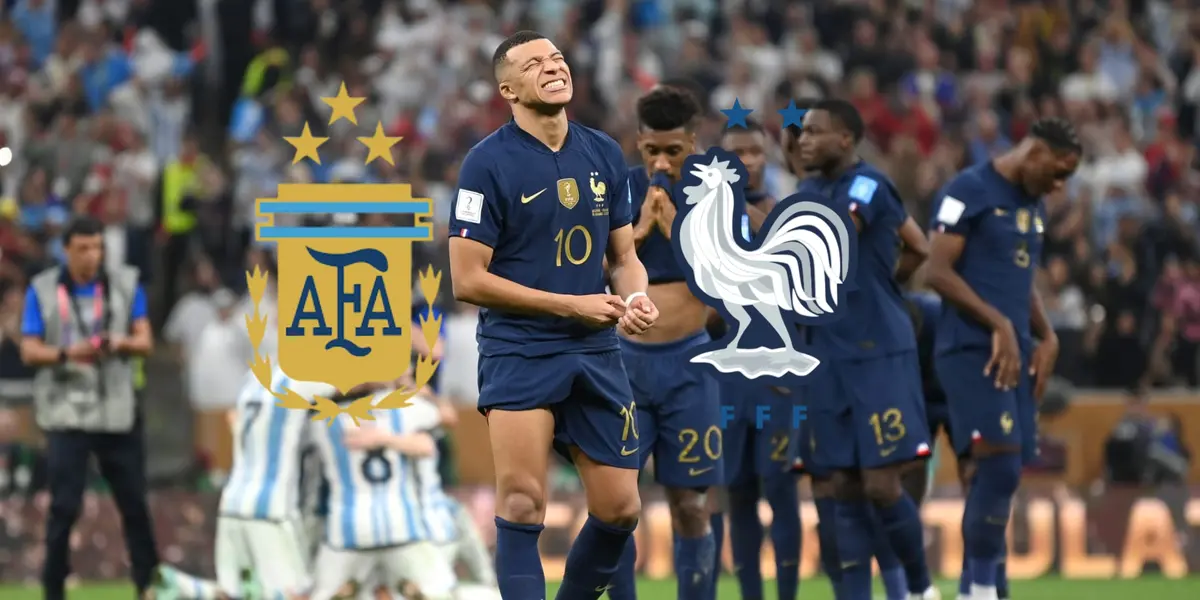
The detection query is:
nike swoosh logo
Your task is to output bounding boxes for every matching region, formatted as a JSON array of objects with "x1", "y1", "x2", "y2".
[
  {"x1": 521, "y1": 189, "x2": 547, "y2": 204},
  {"x1": 688, "y1": 467, "x2": 714, "y2": 476},
  {"x1": 595, "y1": 584, "x2": 614, "y2": 592},
  {"x1": 879, "y1": 446, "x2": 897, "y2": 457},
  {"x1": 621, "y1": 446, "x2": 638, "y2": 456}
]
